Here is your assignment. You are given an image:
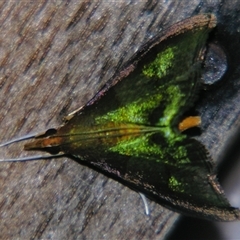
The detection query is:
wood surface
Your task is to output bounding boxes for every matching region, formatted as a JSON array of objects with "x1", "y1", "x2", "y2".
[{"x1": 0, "y1": 1, "x2": 239, "y2": 239}]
